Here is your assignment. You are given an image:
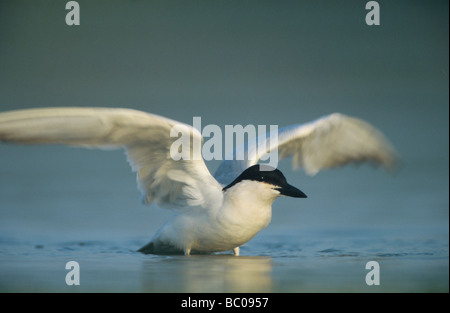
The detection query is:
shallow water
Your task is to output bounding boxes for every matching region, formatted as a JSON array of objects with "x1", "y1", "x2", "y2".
[
  {"x1": 0, "y1": 149, "x2": 448, "y2": 292},
  {"x1": 0, "y1": 0, "x2": 448, "y2": 293},
  {"x1": 0, "y1": 225, "x2": 447, "y2": 293}
]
